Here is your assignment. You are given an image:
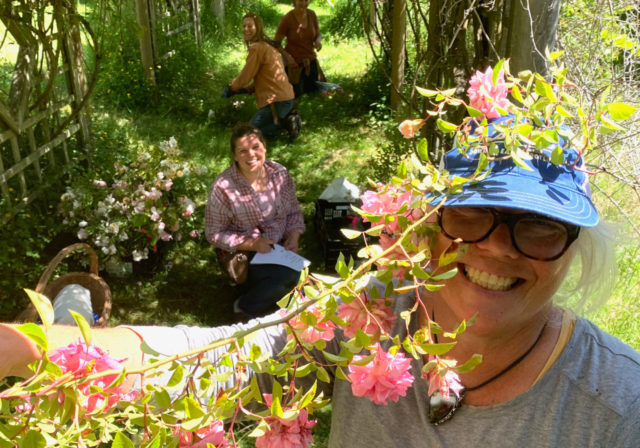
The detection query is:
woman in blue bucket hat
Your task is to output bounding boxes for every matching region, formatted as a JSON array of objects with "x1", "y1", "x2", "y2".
[{"x1": 1, "y1": 67, "x2": 639, "y2": 447}]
